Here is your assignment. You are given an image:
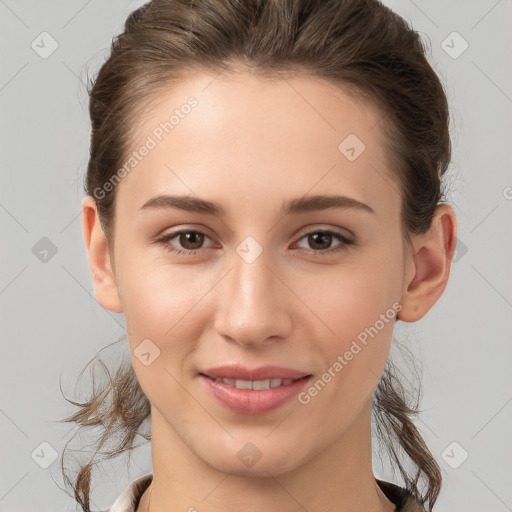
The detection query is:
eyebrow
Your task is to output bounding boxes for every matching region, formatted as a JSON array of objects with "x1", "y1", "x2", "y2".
[{"x1": 139, "y1": 194, "x2": 375, "y2": 216}]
